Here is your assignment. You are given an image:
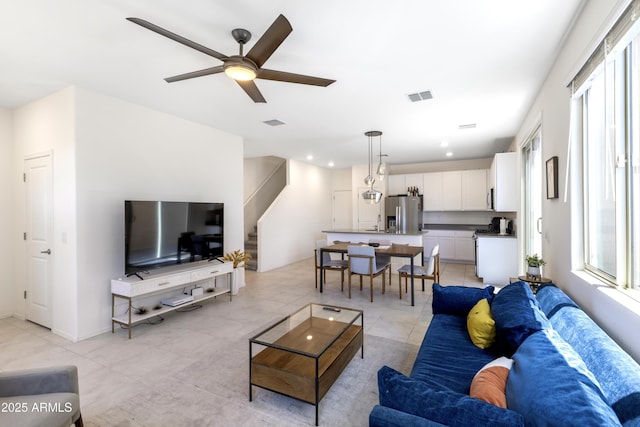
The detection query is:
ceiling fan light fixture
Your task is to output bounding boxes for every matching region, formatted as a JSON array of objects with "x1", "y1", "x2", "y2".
[{"x1": 224, "y1": 64, "x2": 257, "y2": 81}]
